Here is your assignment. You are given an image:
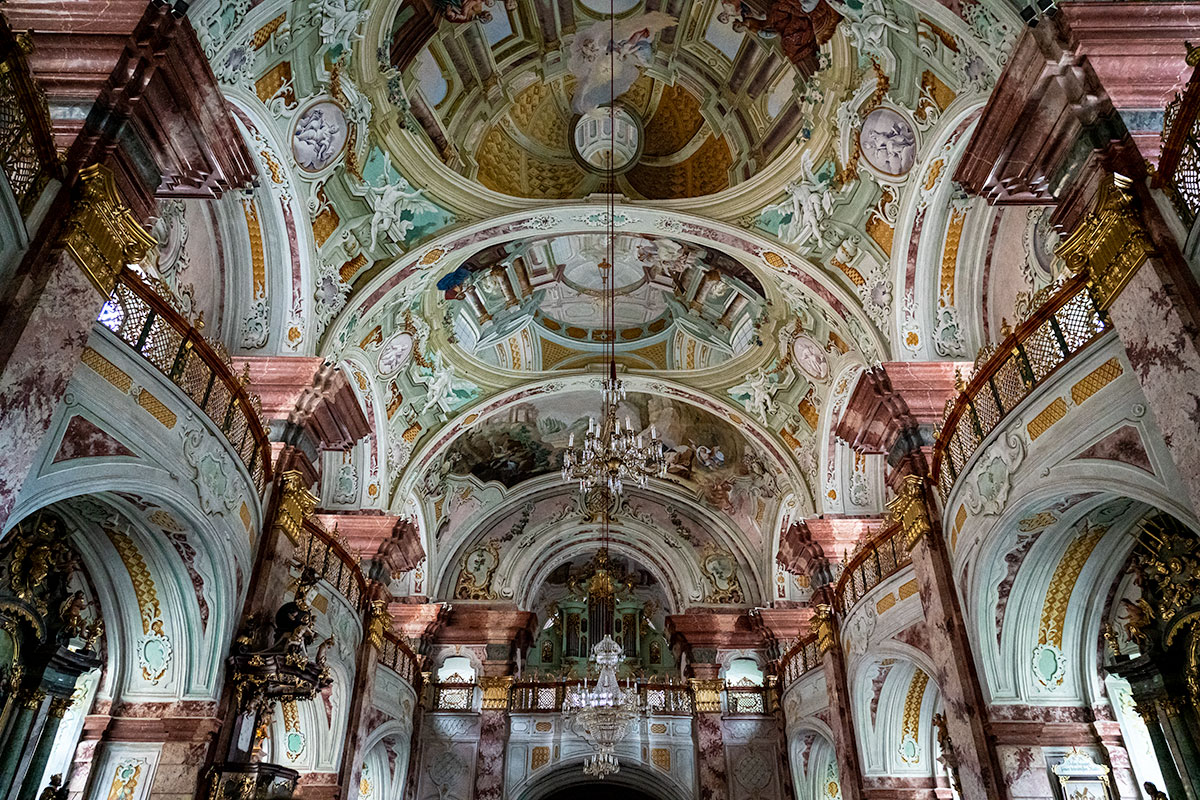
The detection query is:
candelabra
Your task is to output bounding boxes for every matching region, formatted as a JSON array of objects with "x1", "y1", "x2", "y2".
[{"x1": 561, "y1": 369, "x2": 666, "y2": 497}]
